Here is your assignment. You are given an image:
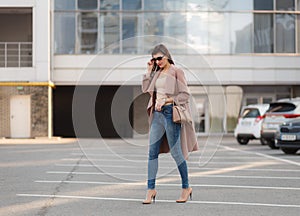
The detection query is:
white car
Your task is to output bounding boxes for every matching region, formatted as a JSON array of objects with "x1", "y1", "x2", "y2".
[{"x1": 234, "y1": 104, "x2": 270, "y2": 145}]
